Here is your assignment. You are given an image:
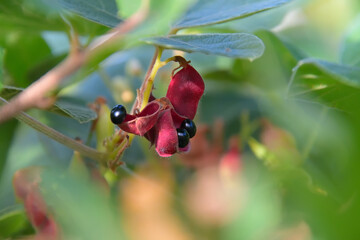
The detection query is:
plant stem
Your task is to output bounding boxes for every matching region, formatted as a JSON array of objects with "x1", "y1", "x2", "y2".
[
  {"x1": 168, "y1": 28, "x2": 179, "y2": 35},
  {"x1": 125, "y1": 30, "x2": 178, "y2": 147},
  {"x1": 140, "y1": 47, "x2": 164, "y2": 110},
  {"x1": 0, "y1": 97, "x2": 108, "y2": 163}
]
